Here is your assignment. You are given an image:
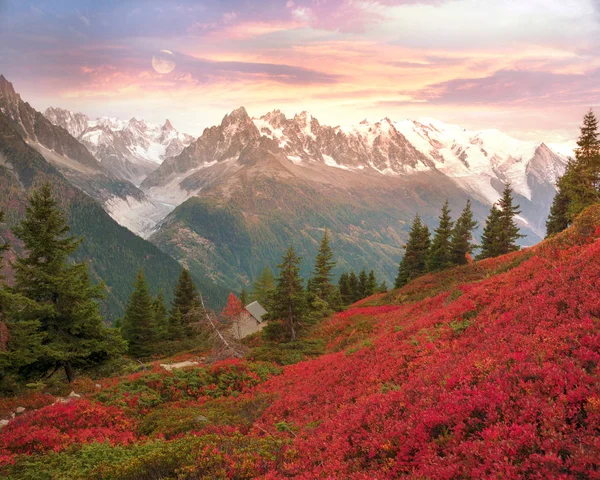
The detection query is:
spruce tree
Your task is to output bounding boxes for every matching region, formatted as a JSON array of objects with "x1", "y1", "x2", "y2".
[
  {"x1": 358, "y1": 269, "x2": 368, "y2": 299},
  {"x1": 311, "y1": 229, "x2": 336, "y2": 304},
  {"x1": 378, "y1": 280, "x2": 388, "y2": 293},
  {"x1": 338, "y1": 272, "x2": 352, "y2": 305},
  {"x1": 12, "y1": 185, "x2": 124, "y2": 381},
  {"x1": 348, "y1": 271, "x2": 360, "y2": 303},
  {"x1": 240, "y1": 288, "x2": 249, "y2": 306},
  {"x1": 152, "y1": 290, "x2": 169, "y2": 341},
  {"x1": 546, "y1": 110, "x2": 600, "y2": 235},
  {"x1": 170, "y1": 268, "x2": 199, "y2": 338},
  {"x1": 426, "y1": 201, "x2": 454, "y2": 272},
  {"x1": 576, "y1": 109, "x2": 600, "y2": 160},
  {"x1": 395, "y1": 215, "x2": 431, "y2": 288},
  {"x1": 496, "y1": 184, "x2": 524, "y2": 255},
  {"x1": 121, "y1": 269, "x2": 156, "y2": 358},
  {"x1": 265, "y1": 246, "x2": 307, "y2": 342},
  {"x1": 0, "y1": 211, "x2": 45, "y2": 386},
  {"x1": 450, "y1": 200, "x2": 478, "y2": 265},
  {"x1": 251, "y1": 267, "x2": 275, "y2": 304},
  {"x1": 366, "y1": 270, "x2": 377, "y2": 297},
  {"x1": 478, "y1": 204, "x2": 501, "y2": 260},
  {"x1": 546, "y1": 176, "x2": 571, "y2": 236}
]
